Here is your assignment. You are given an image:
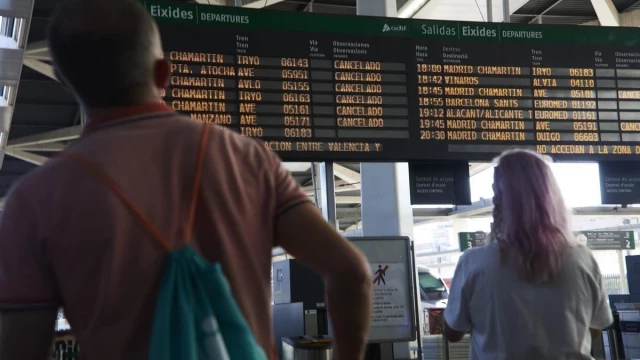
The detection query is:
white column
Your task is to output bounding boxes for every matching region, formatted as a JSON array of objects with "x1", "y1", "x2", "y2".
[
  {"x1": 319, "y1": 162, "x2": 337, "y2": 227},
  {"x1": 357, "y1": 0, "x2": 418, "y2": 358},
  {"x1": 502, "y1": 0, "x2": 510, "y2": 23}
]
